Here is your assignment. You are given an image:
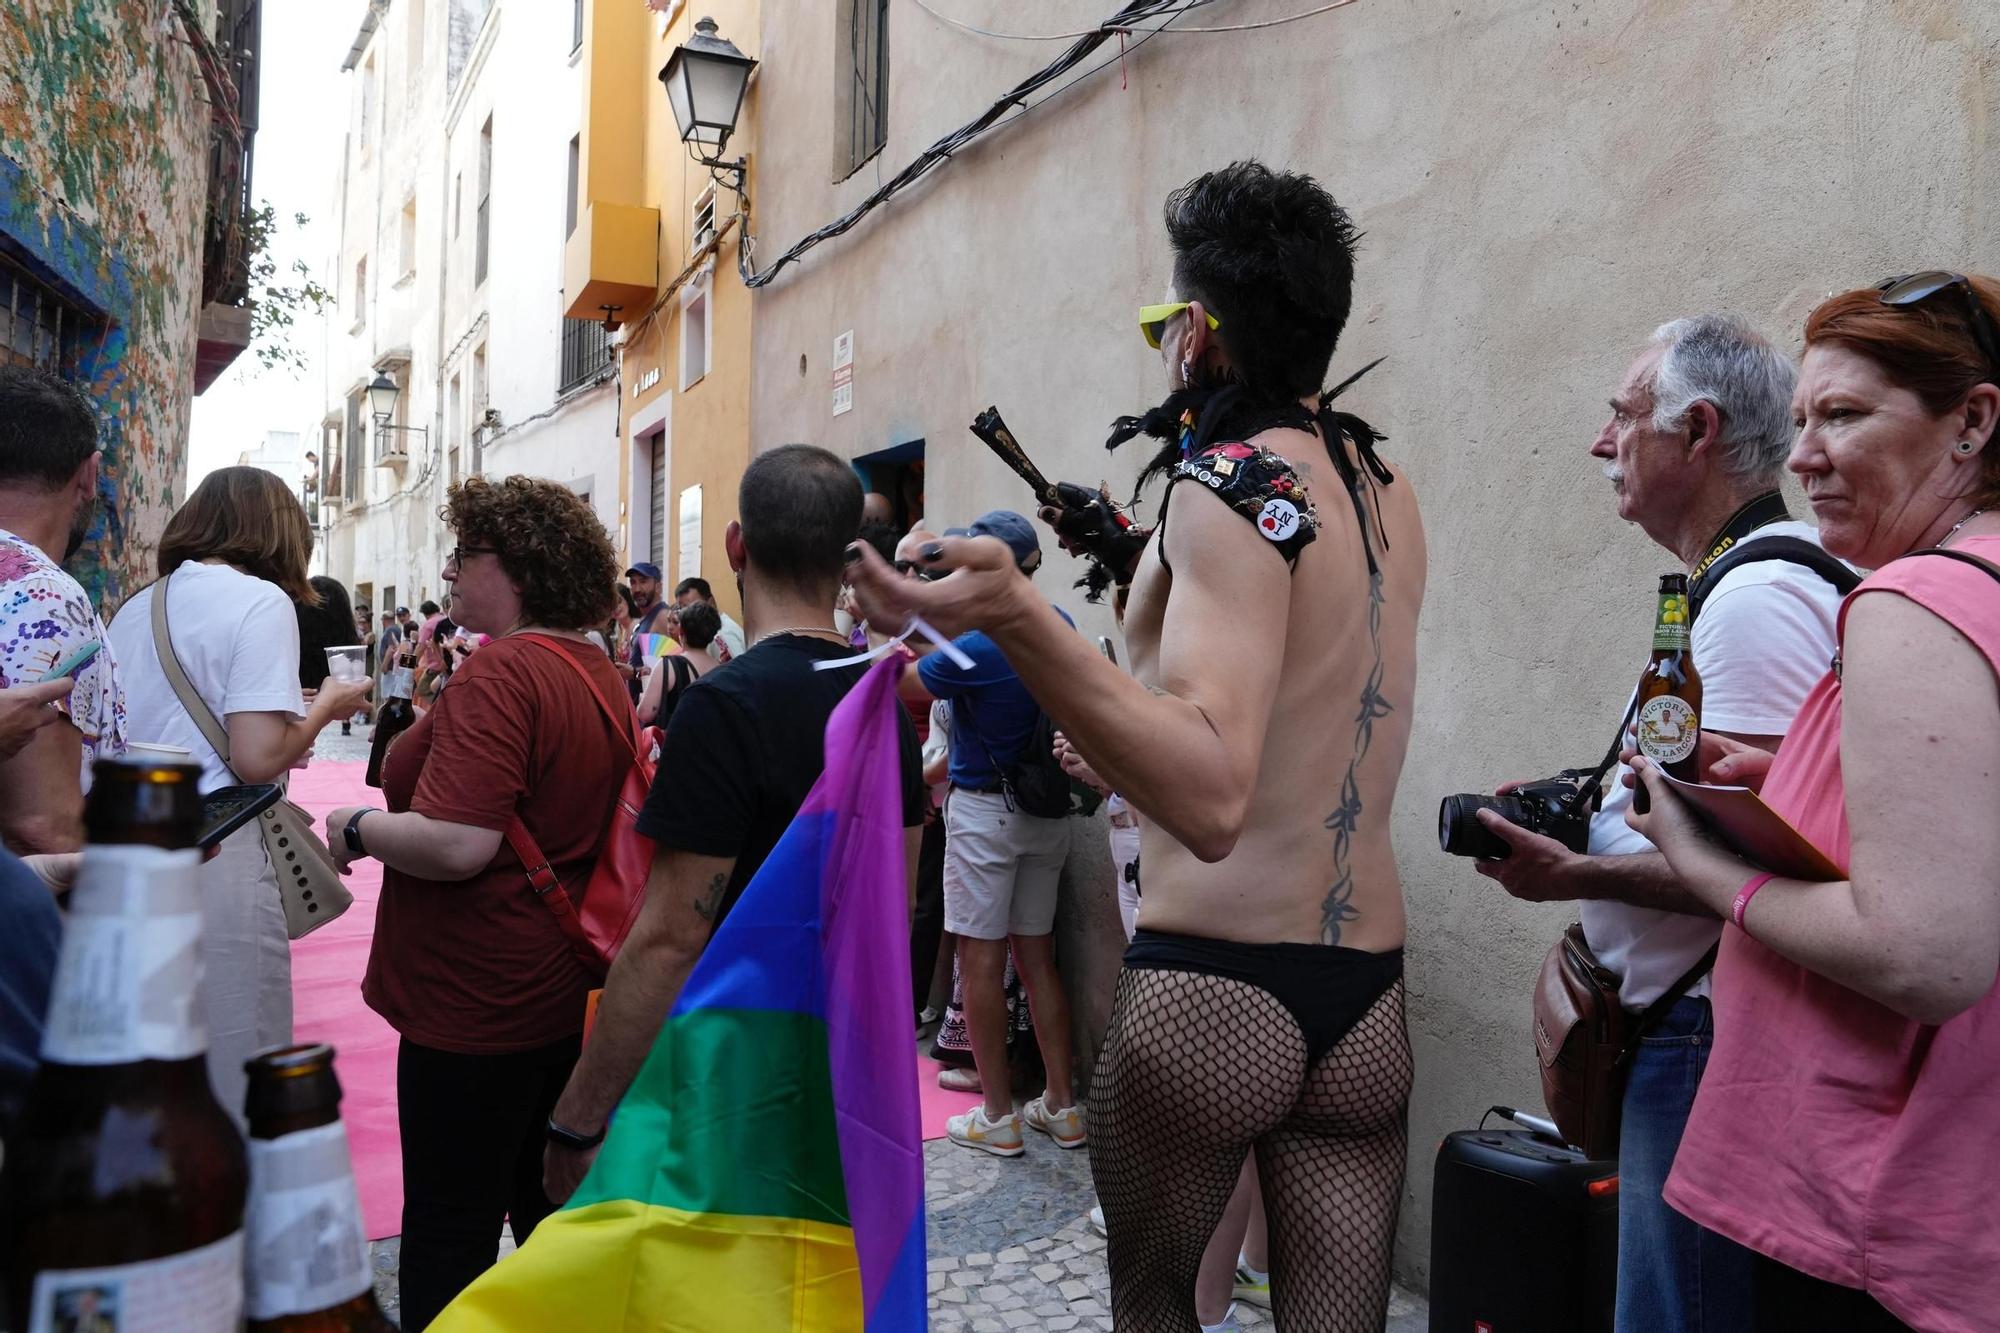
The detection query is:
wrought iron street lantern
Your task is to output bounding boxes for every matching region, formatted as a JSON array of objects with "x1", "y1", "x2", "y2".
[{"x1": 659, "y1": 17, "x2": 757, "y2": 160}]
